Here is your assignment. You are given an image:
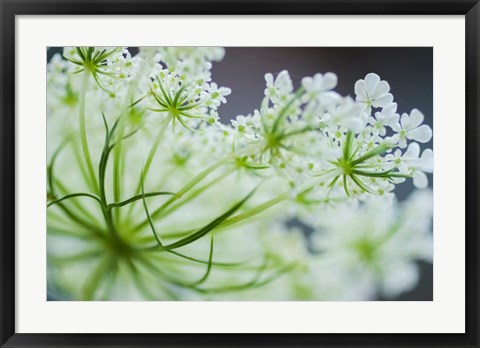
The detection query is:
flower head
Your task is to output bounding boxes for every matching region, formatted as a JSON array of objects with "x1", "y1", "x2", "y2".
[
  {"x1": 391, "y1": 109, "x2": 433, "y2": 148},
  {"x1": 355, "y1": 73, "x2": 394, "y2": 113}
]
